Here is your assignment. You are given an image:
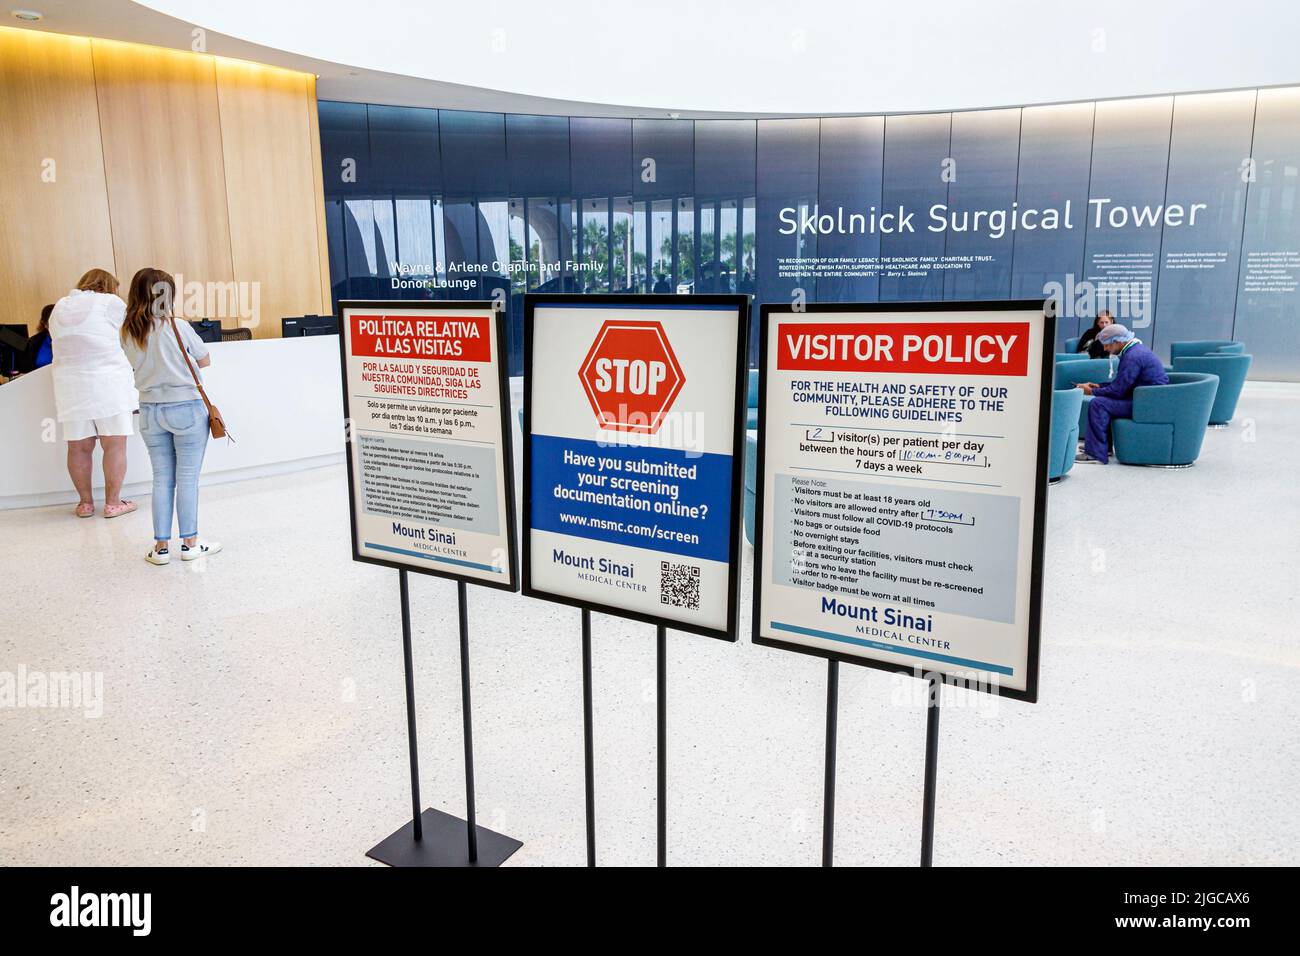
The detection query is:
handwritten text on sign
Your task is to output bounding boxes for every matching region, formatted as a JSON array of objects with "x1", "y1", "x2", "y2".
[
  {"x1": 777, "y1": 321, "x2": 1029, "y2": 376},
  {"x1": 350, "y1": 314, "x2": 491, "y2": 361}
]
